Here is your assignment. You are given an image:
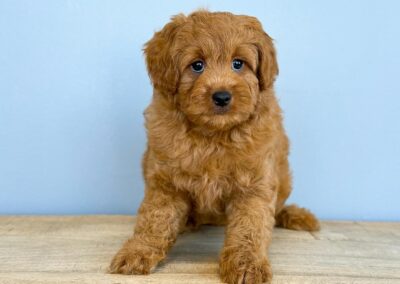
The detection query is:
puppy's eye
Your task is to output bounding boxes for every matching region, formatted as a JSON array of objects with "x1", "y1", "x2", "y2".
[
  {"x1": 191, "y1": 60, "x2": 205, "y2": 73},
  {"x1": 232, "y1": 59, "x2": 244, "y2": 71}
]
